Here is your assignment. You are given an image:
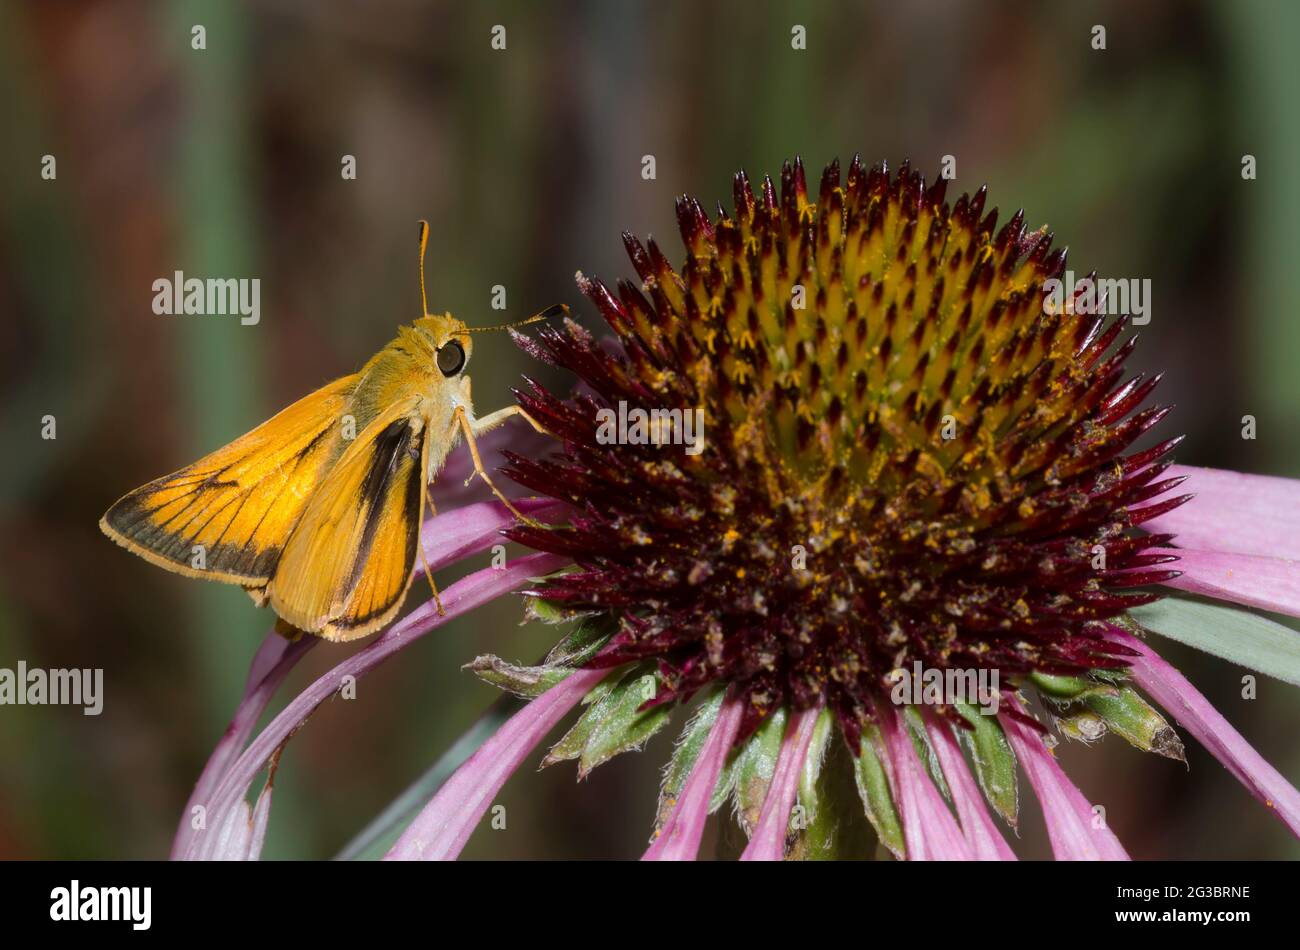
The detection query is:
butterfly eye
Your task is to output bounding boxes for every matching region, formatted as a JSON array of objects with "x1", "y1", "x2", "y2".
[{"x1": 436, "y1": 340, "x2": 466, "y2": 377}]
